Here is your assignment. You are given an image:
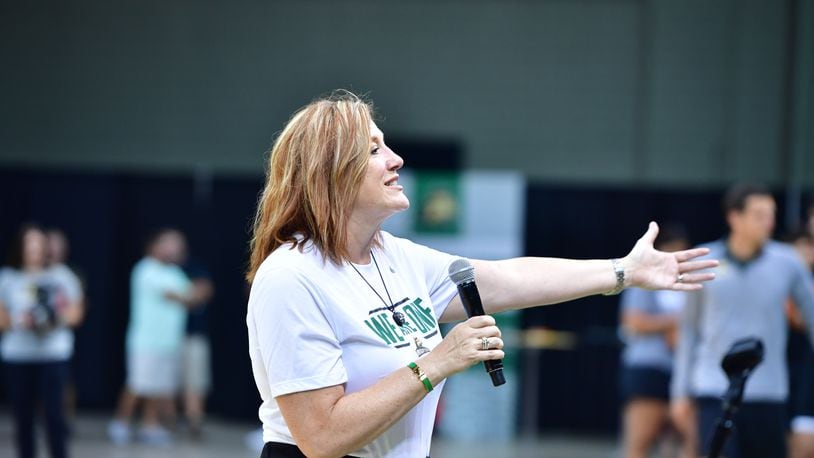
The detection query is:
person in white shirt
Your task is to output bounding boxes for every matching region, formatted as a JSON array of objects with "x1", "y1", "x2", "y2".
[
  {"x1": 245, "y1": 91, "x2": 718, "y2": 458},
  {"x1": 0, "y1": 223, "x2": 84, "y2": 458}
]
